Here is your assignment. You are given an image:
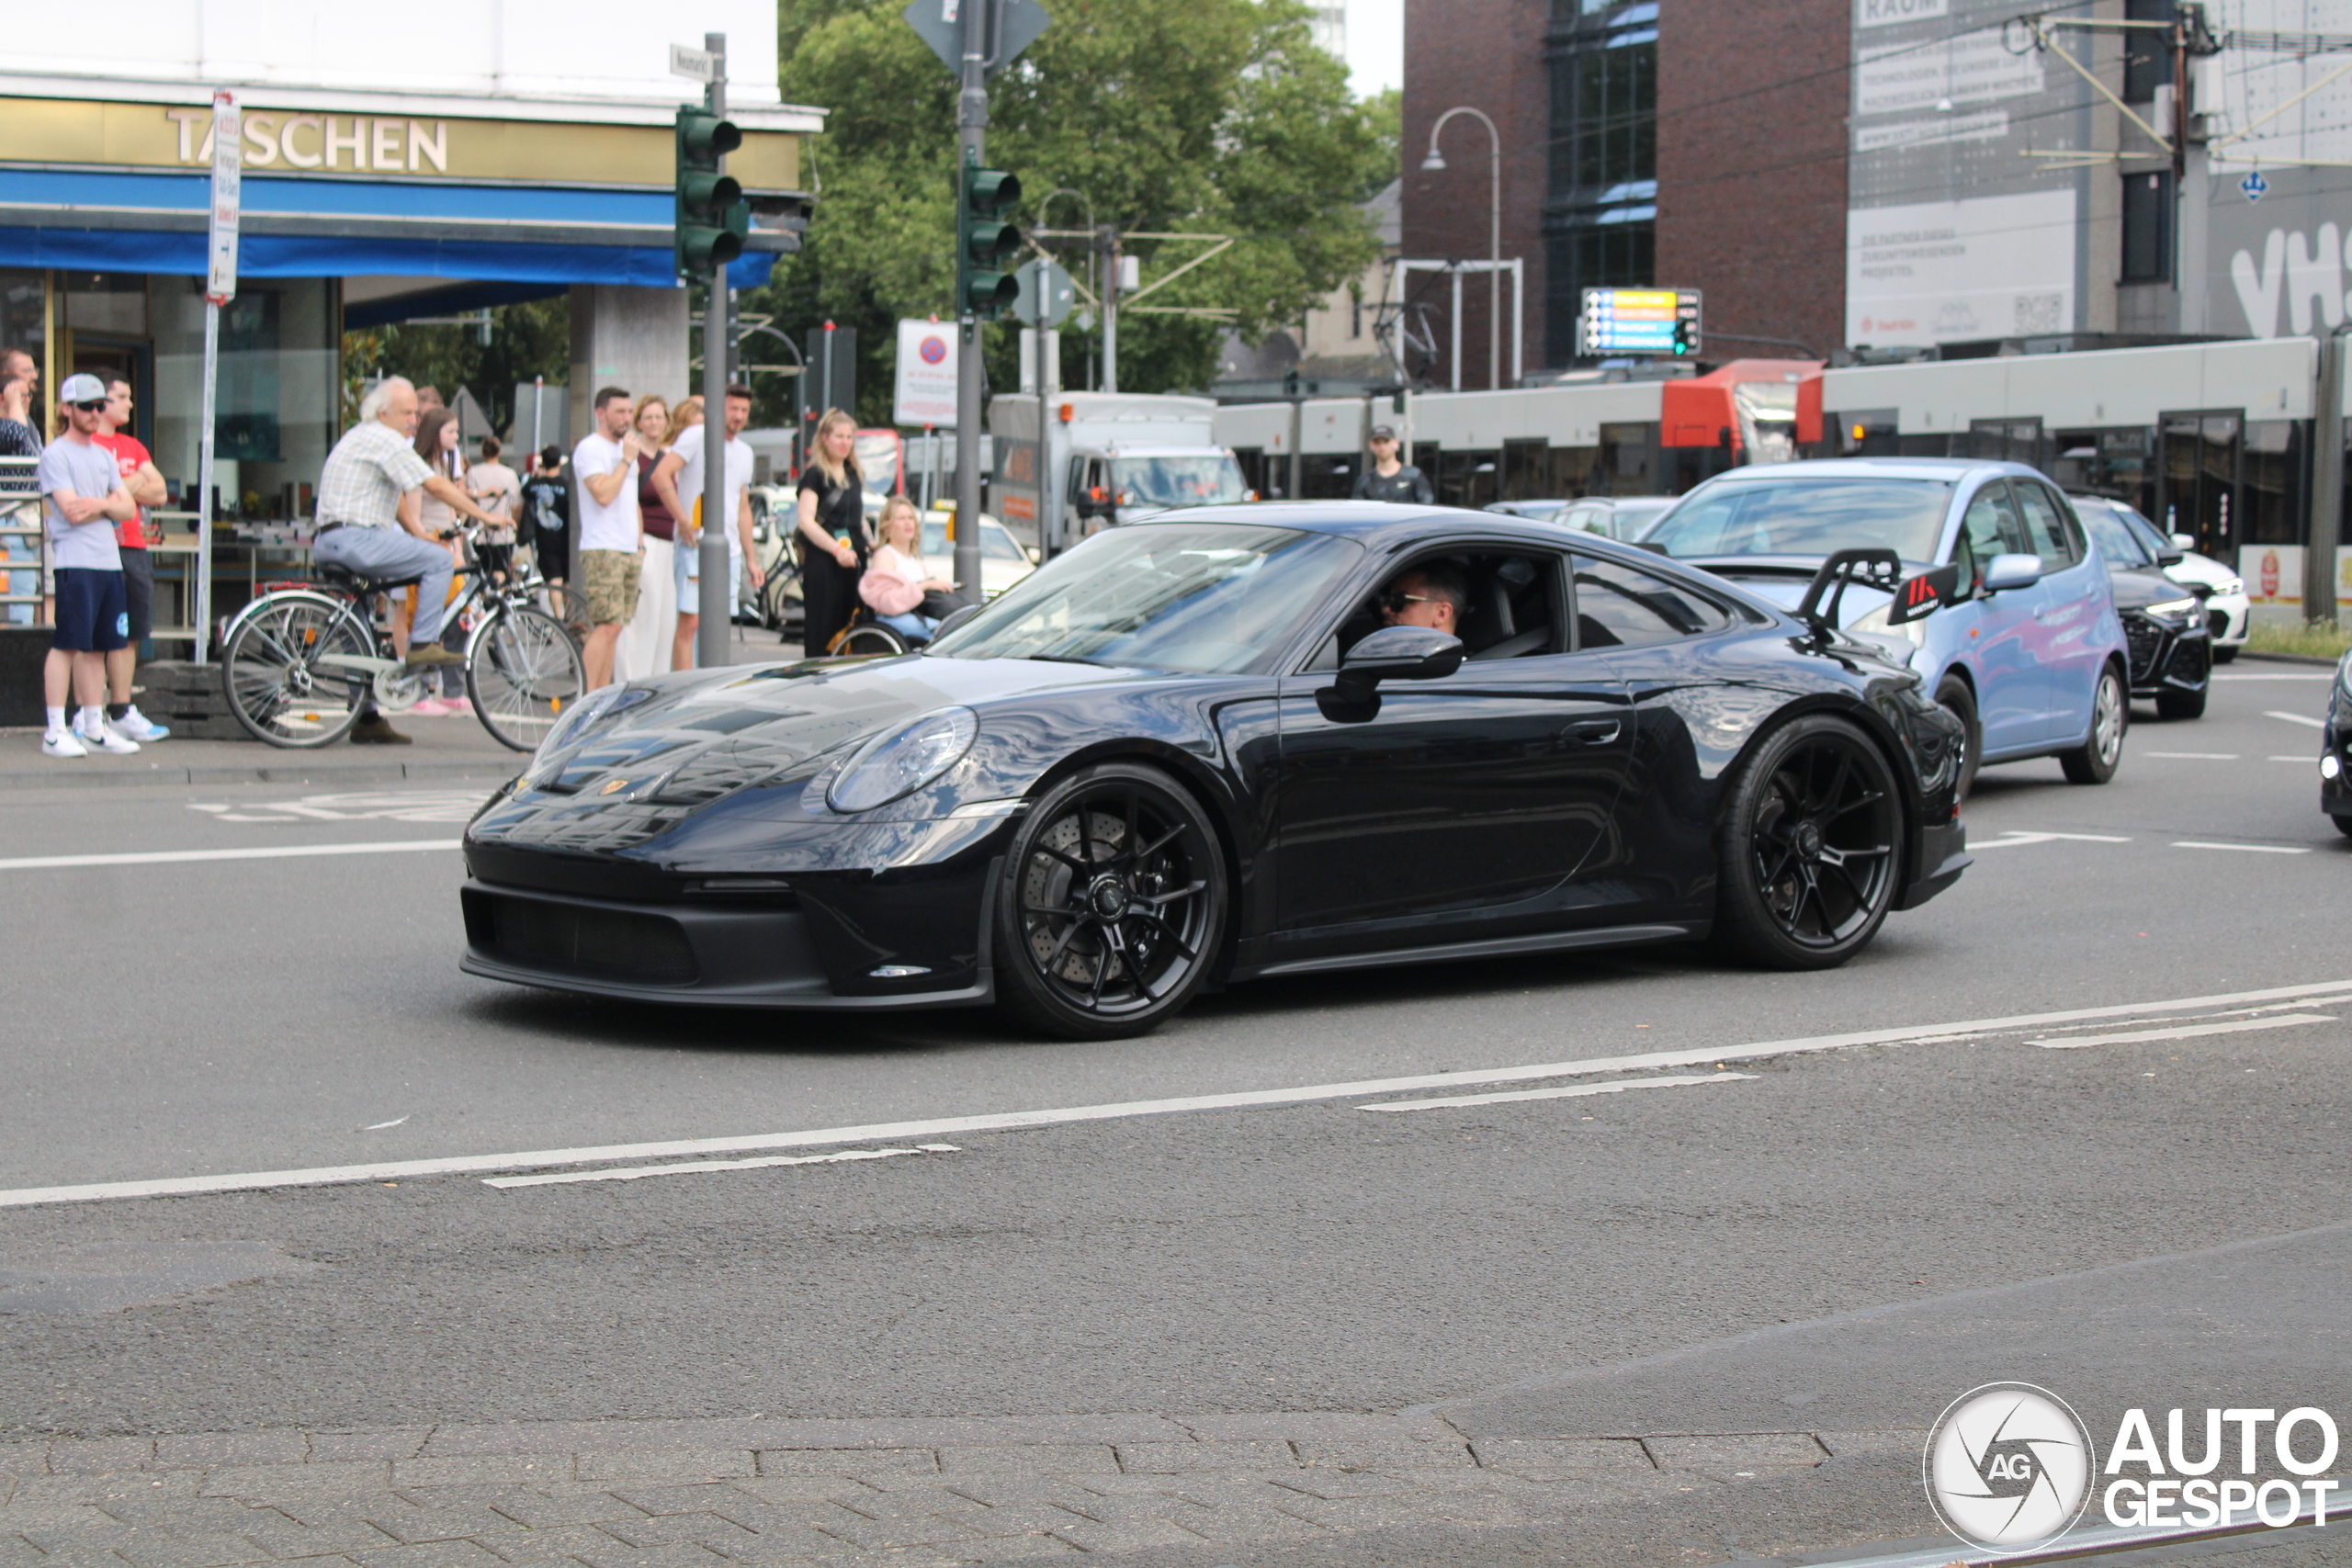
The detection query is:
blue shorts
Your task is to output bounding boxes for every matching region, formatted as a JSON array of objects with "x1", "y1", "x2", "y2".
[{"x1": 52, "y1": 567, "x2": 129, "y2": 652}]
